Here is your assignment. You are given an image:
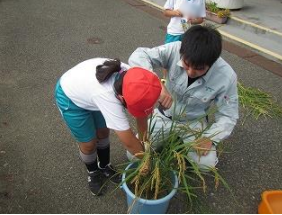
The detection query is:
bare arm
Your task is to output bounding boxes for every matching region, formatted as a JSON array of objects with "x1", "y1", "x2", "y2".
[
  {"x1": 115, "y1": 129, "x2": 144, "y2": 156},
  {"x1": 163, "y1": 9, "x2": 183, "y2": 18},
  {"x1": 136, "y1": 117, "x2": 148, "y2": 141}
]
